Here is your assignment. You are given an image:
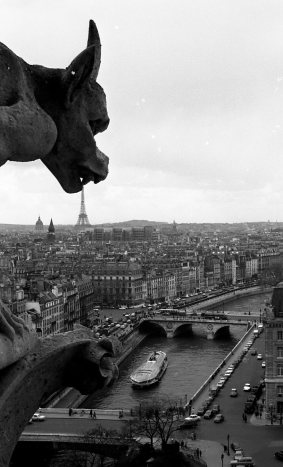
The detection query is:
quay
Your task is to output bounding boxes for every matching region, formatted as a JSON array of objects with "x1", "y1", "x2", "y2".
[{"x1": 185, "y1": 323, "x2": 257, "y2": 414}]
